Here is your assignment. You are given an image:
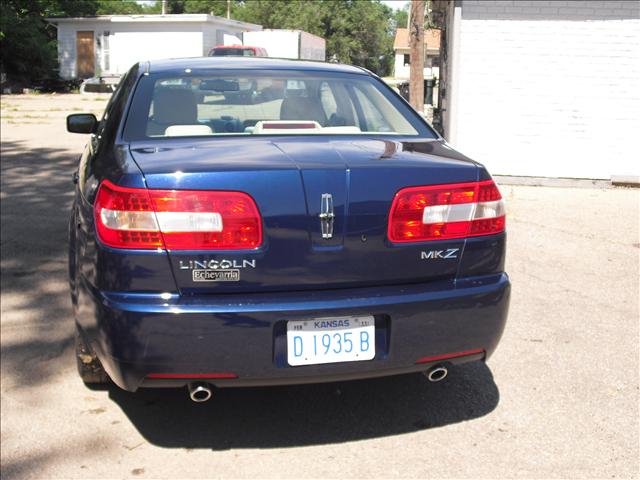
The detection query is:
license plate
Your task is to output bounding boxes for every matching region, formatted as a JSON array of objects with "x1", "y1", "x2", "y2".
[{"x1": 286, "y1": 316, "x2": 375, "y2": 366}]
